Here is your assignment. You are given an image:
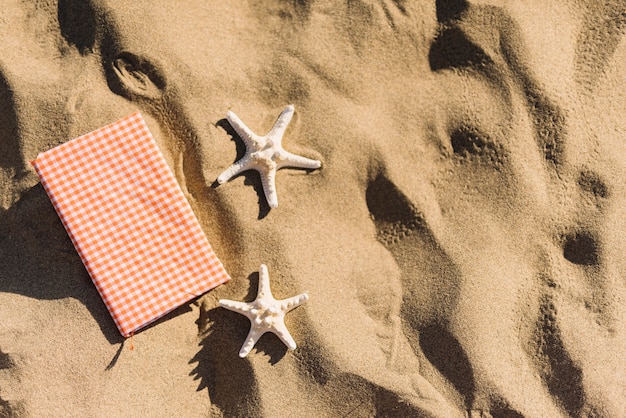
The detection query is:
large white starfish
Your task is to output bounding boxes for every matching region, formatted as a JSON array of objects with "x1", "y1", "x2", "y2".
[
  {"x1": 216, "y1": 104, "x2": 321, "y2": 208},
  {"x1": 219, "y1": 264, "x2": 309, "y2": 358}
]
